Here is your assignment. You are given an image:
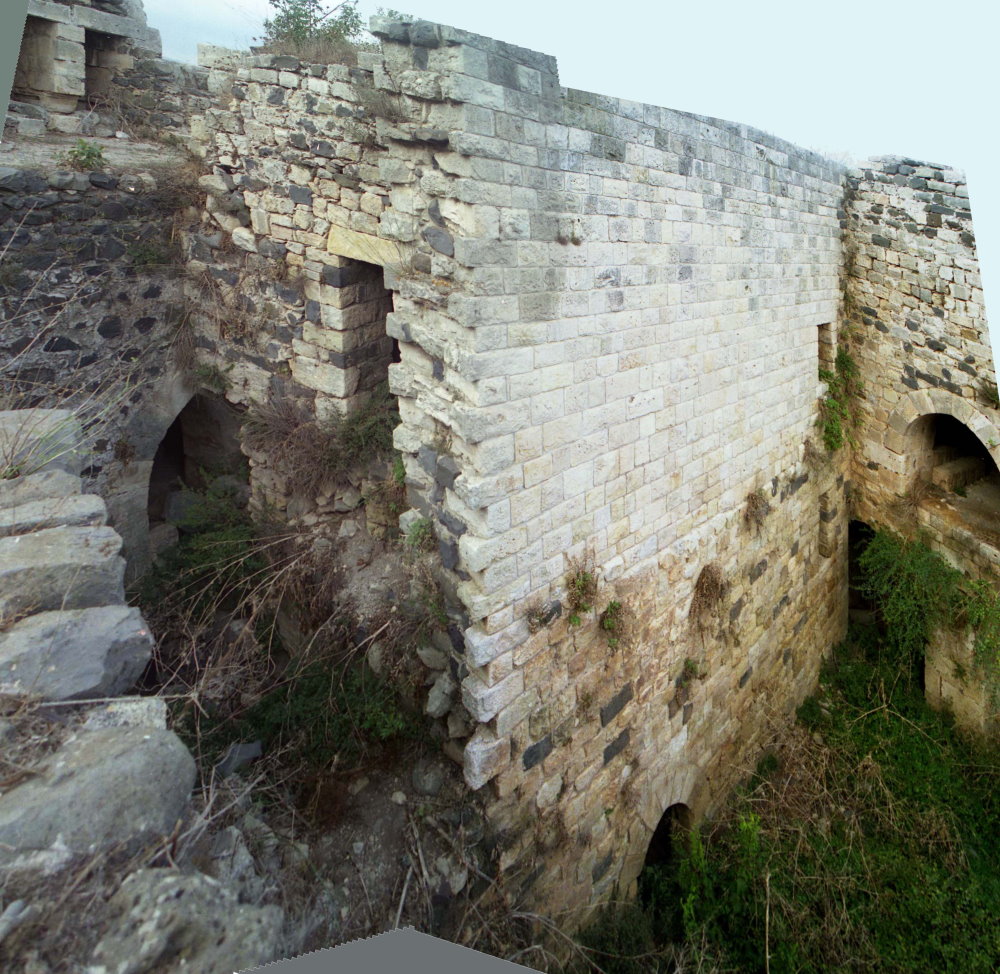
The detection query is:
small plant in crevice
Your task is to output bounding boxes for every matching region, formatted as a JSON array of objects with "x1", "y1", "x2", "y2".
[
  {"x1": 802, "y1": 435, "x2": 829, "y2": 471},
  {"x1": 193, "y1": 362, "x2": 232, "y2": 394},
  {"x1": 978, "y1": 377, "x2": 1000, "y2": 410},
  {"x1": 404, "y1": 516, "x2": 434, "y2": 553},
  {"x1": 818, "y1": 346, "x2": 863, "y2": 453},
  {"x1": 893, "y1": 475, "x2": 931, "y2": 522},
  {"x1": 743, "y1": 487, "x2": 771, "y2": 533},
  {"x1": 63, "y1": 138, "x2": 106, "y2": 172},
  {"x1": 243, "y1": 381, "x2": 400, "y2": 499},
  {"x1": 599, "y1": 599, "x2": 635, "y2": 650},
  {"x1": 565, "y1": 562, "x2": 598, "y2": 627},
  {"x1": 677, "y1": 656, "x2": 705, "y2": 689},
  {"x1": 525, "y1": 599, "x2": 555, "y2": 635}
]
